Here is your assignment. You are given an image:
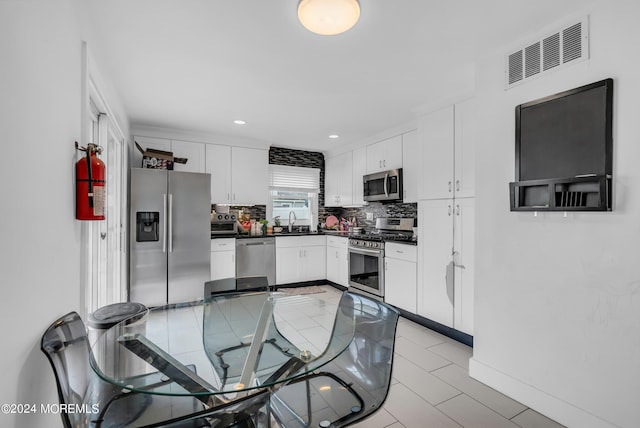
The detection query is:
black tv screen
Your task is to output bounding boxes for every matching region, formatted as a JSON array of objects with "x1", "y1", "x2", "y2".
[{"x1": 515, "y1": 78, "x2": 613, "y2": 181}]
